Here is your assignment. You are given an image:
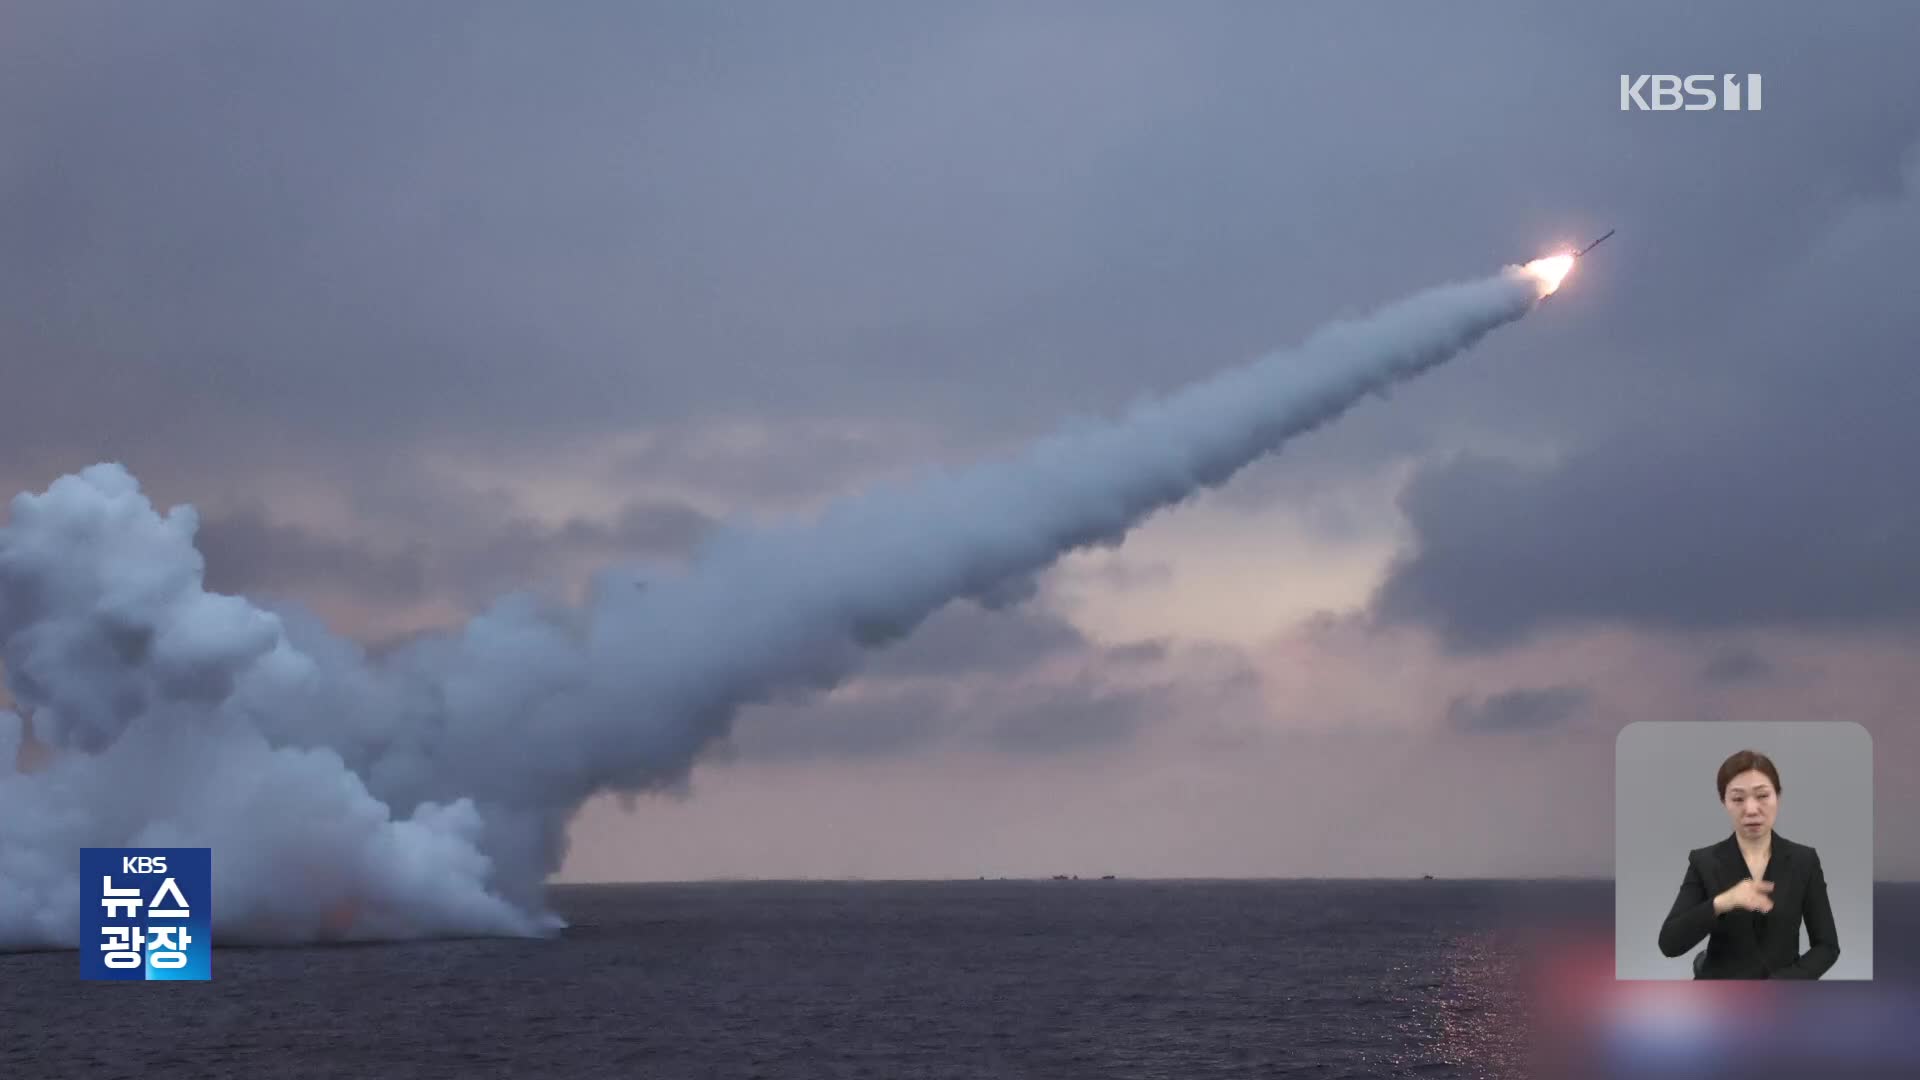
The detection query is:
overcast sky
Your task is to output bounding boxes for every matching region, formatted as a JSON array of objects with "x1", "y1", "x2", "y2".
[{"x1": 4, "y1": 2, "x2": 1917, "y2": 879}]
